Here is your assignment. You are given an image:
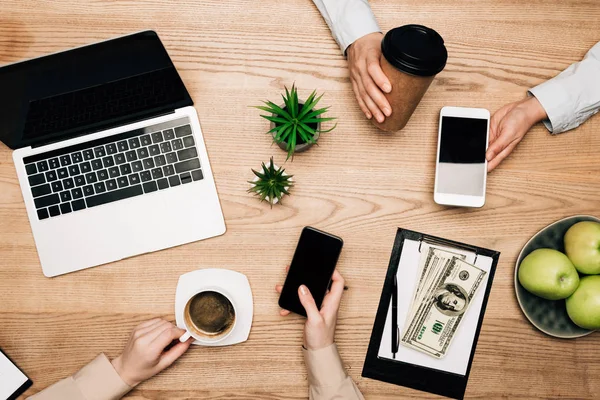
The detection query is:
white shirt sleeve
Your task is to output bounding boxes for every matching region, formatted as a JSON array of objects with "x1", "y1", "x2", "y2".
[
  {"x1": 528, "y1": 41, "x2": 600, "y2": 134},
  {"x1": 311, "y1": 0, "x2": 381, "y2": 54}
]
